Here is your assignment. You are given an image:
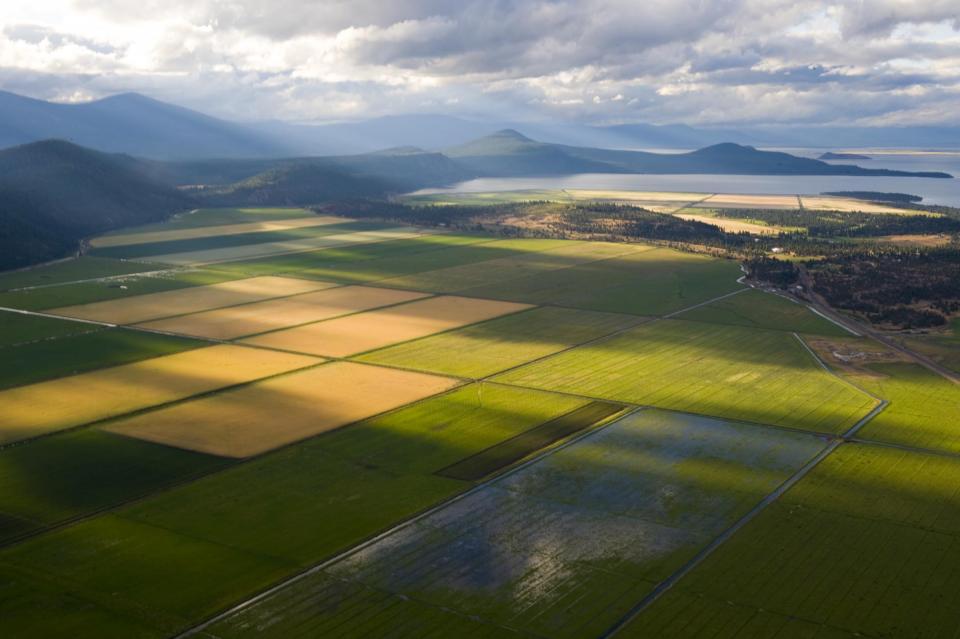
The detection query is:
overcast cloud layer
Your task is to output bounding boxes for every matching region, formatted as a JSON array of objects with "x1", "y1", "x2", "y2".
[{"x1": 0, "y1": 0, "x2": 958, "y2": 126}]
